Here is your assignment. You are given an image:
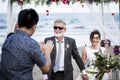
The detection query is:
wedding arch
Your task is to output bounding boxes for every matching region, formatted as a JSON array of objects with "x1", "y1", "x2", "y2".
[
  {"x1": 1, "y1": 0, "x2": 120, "y2": 46},
  {"x1": 0, "y1": 0, "x2": 120, "y2": 79}
]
